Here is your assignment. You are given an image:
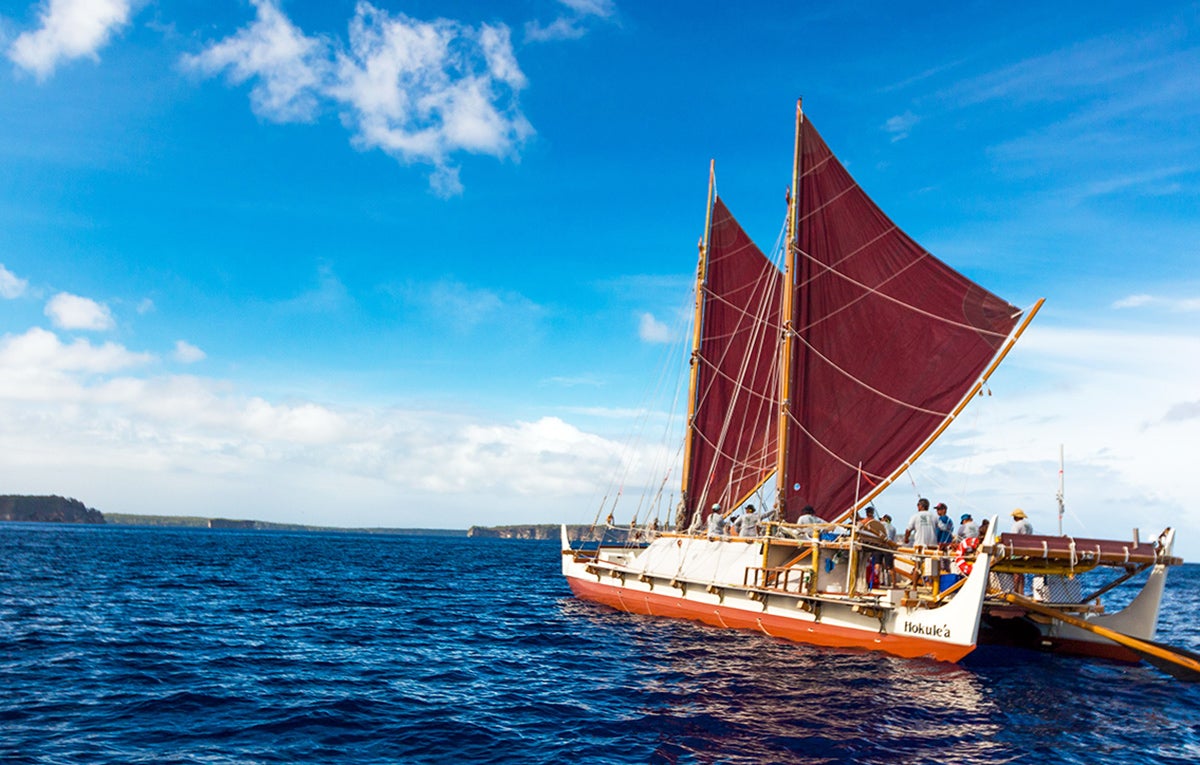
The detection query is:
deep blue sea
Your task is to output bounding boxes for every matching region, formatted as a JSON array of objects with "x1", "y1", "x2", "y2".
[{"x1": 2, "y1": 523, "x2": 1198, "y2": 764}]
